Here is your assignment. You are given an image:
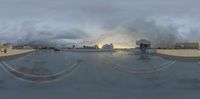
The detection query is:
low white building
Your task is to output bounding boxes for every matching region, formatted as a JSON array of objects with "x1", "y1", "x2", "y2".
[{"x1": 101, "y1": 44, "x2": 114, "y2": 50}]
